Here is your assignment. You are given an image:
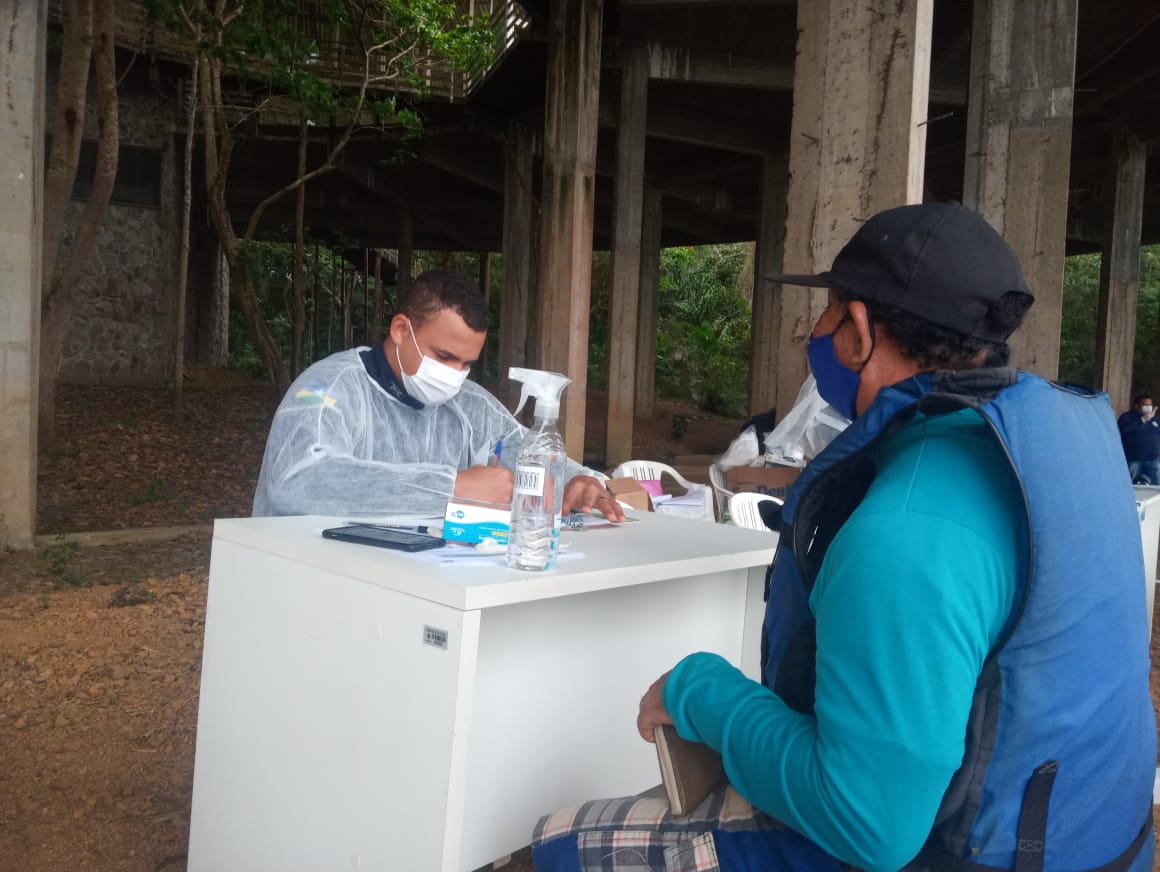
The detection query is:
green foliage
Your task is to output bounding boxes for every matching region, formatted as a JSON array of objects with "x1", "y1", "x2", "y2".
[
  {"x1": 228, "y1": 238, "x2": 403, "y2": 378},
  {"x1": 1058, "y1": 252, "x2": 1101, "y2": 388},
  {"x1": 581, "y1": 244, "x2": 751, "y2": 416},
  {"x1": 39, "y1": 534, "x2": 82, "y2": 589},
  {"x1": 1059, "y1": 245, "x2": 1160, "y2": 398},
  {"x1": 146, "y1": 0, "x2": 493, "y2": 122},
  {"x1": 654, "y1": 245, "x2": 751, "y2": 417}
]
